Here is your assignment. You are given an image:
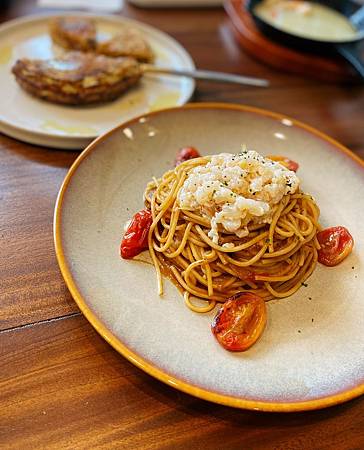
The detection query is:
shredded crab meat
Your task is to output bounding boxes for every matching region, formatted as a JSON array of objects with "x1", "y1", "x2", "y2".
[{"x1": 177, "y1": 150, "x2": 300, "y2": 244}]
